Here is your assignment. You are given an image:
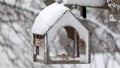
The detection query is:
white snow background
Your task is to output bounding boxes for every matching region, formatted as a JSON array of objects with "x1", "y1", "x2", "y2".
[{"x1": 0, "y1": 0, "x2": 120, "y2": 68}]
